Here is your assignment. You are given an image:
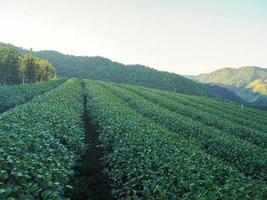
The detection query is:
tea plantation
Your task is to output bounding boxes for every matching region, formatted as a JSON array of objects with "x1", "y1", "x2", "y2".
[{"x1": 0, "y1": 79, "x2": 266, "y2": 199}]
